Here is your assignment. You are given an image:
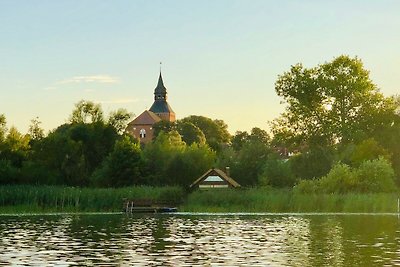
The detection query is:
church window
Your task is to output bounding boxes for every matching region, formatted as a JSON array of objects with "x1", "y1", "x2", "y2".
[{"x1": 139, "y1": 129, "x2": 146, "y2": 138}]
